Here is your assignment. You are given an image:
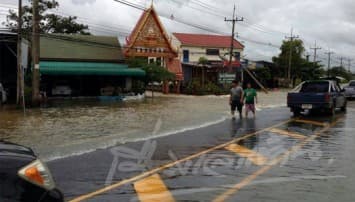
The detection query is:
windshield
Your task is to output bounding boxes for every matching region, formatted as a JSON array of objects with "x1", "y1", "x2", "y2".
[
  {"x1": 349, "y1": 82, "x2": 355, "y2": 87},
  {"x1": 300, "y1": 82, "x2": 329, "y2": 93}
]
